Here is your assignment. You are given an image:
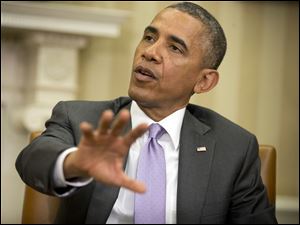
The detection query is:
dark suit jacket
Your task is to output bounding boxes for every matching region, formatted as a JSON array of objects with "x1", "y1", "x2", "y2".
[{"x1": 16, "y1": 97, "x2": 277, "y2": 224}]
